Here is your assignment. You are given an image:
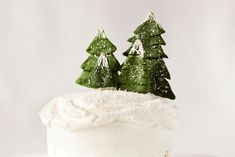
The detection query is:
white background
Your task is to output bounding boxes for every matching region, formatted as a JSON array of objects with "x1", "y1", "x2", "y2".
[{"x1": 0, "y1": 0, "x2": 235, "y2": 157}]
